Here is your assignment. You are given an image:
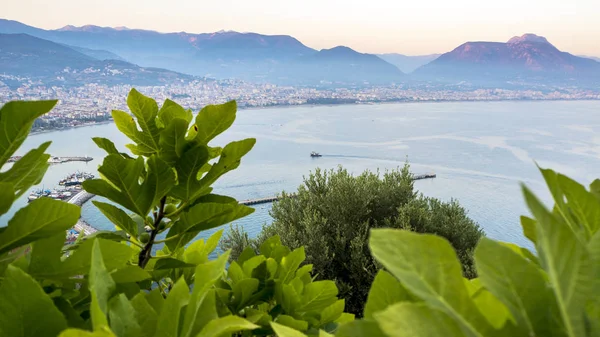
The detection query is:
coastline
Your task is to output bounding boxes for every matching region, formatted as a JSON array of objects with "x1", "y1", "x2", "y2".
[{"x1": 26, "y1": 97, "x2": 600, "y2": 135}]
